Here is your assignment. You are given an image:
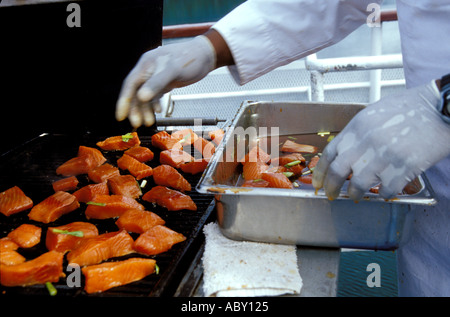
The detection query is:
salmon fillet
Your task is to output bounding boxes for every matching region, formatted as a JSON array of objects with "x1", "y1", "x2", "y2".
[
  {"x1": 28, "y1": 191, "x2": 80, "y2": 224},
  {"x1": 52, "y1": 176, "x2": 79, "y2": 192},
  {"x1": 242, "y1": 161, "x2": 269, "y2": 180},
  {"x1": 142, "y1": 186, "x2": 197, "y2": 211},
  {"x1": 117, "y1": 154, "x2": 153, "y2": 180},
  {"x1": 261, "y1": 172, "x2": 293, "y2": 189},
  {"x1": 7, "y1": 224, "x2": 41, "y2": 248},
  {"x1": 73, "y1": 182, "x2": 109, "y2": 203},
  {"x1": 151, "y1": 131, "x2": 182, "y2": 151},
  {"x1": 56, "y1": 146, "x2": 107, "y2": 176},
  {"x1": 82, "y1": 257, "x2": 156, "y2": 294},
  {"x1": 241, "y1": 179, "x2": 270, "y2": 188},
  {"x1": 107, "y1": 175, "x2": 142, "y2": 199},
  {"x1": 87, "y1": 163, "x2": 120, "y2": 183},
  {"x1": 0, "y1": 250, "x2": 26, "y2": 266},
  {"x1": 171, "y1": 128, "x2": 199, "y2": 145},
  {"x1": 271, "y1": 153, "x2": 306, "y2": 166},
  {"x1": 0, "y1": 250, "x2": 64, "y2": 287},
  {"x1": 46, "y1": 222, "x2": 99, "y2": 253},
  {"x1": 0, "y1": 237, "x2": 19, "y2": 251},
  {"x1": 84, "y1": 194, "x2": 144, "y2": 219},
  {"x1": 281, "y1": 140, "x2": 318, "y2": 154},
  {"x1": 239, "y1": 146, "x2": 271, "y2": 164},
  {"x1": 134, "y1": 225, "x2": 186, "y2": 256},
  {"x1": 96, "y1": 132, "x2": 140, "y2": 151},
  {"x1": 0, "y1": 186, "x2": 33, "y2": 216},
  {"x1": 179, "y1": 158, "x2": 208, "y2": 175},
  {"x1": 308, "y1": 155, "x2": 320, "y2": 169},
  {"x1": 159, "y1": 149, "x2": 193, "y2": 169},
  {"x1": 115, "y1": 208, "x2": 165, "y2": 234},
  {"x1": 192, "y1": 137, "x2": 215, "y2": 160},
  {"x1": 297, "y1": 174, "x2": 313, "y2": 184},
  {"x1": 67, "y1": 230, "x2": 134, "y2": 267},
  {"x1": 208, "y1": 129, "x2": 224, "y2": 146},
  {"x1": 152, "y1": 165, "x2": 191, "y2": 192},
  {"x1": 124, "y1": 145, "x2": 154, "y2": 162}
]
